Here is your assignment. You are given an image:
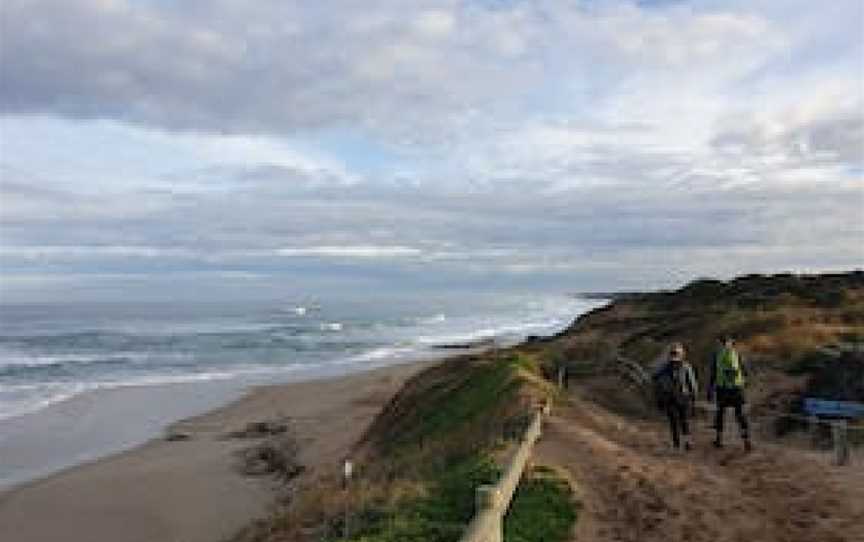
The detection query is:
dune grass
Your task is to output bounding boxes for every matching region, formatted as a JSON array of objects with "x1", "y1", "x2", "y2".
[
  {"x1": 334, "y1": 351, "x2": 576, "y2": 542},
  {"x1": 505, "y1": 466, "x2": 579, "y2": 542},
  {"x1": 344, "y1": 455, "x2": 500, "y2": 542}
]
